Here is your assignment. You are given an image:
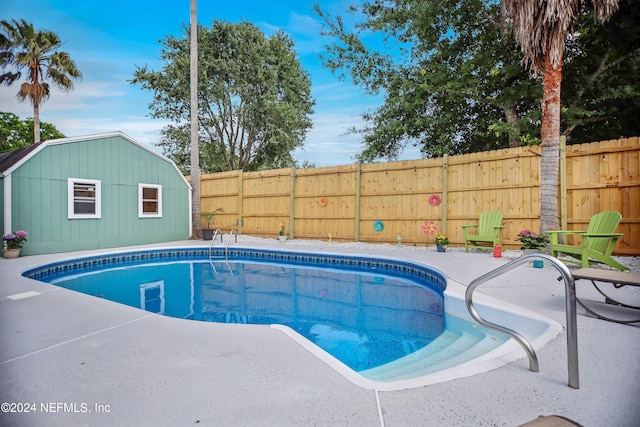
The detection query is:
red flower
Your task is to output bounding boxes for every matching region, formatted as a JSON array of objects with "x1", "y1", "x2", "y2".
[{"x1": 428, "y1": 194, "x2": 441, "y2": 207}]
